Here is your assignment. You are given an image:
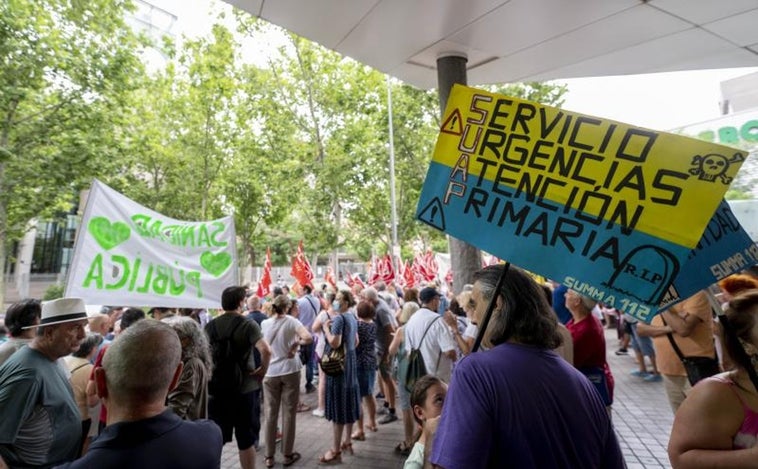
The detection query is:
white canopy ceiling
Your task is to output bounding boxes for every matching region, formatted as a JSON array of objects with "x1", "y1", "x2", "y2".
[{"x1": 225, "y1": 0, "x2": 758, "y2": 89}]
